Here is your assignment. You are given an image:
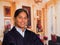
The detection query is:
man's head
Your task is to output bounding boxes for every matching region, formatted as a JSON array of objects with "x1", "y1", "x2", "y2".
[{"x1": 14, "y1": 9, "x2": 28, "y2": 29}]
